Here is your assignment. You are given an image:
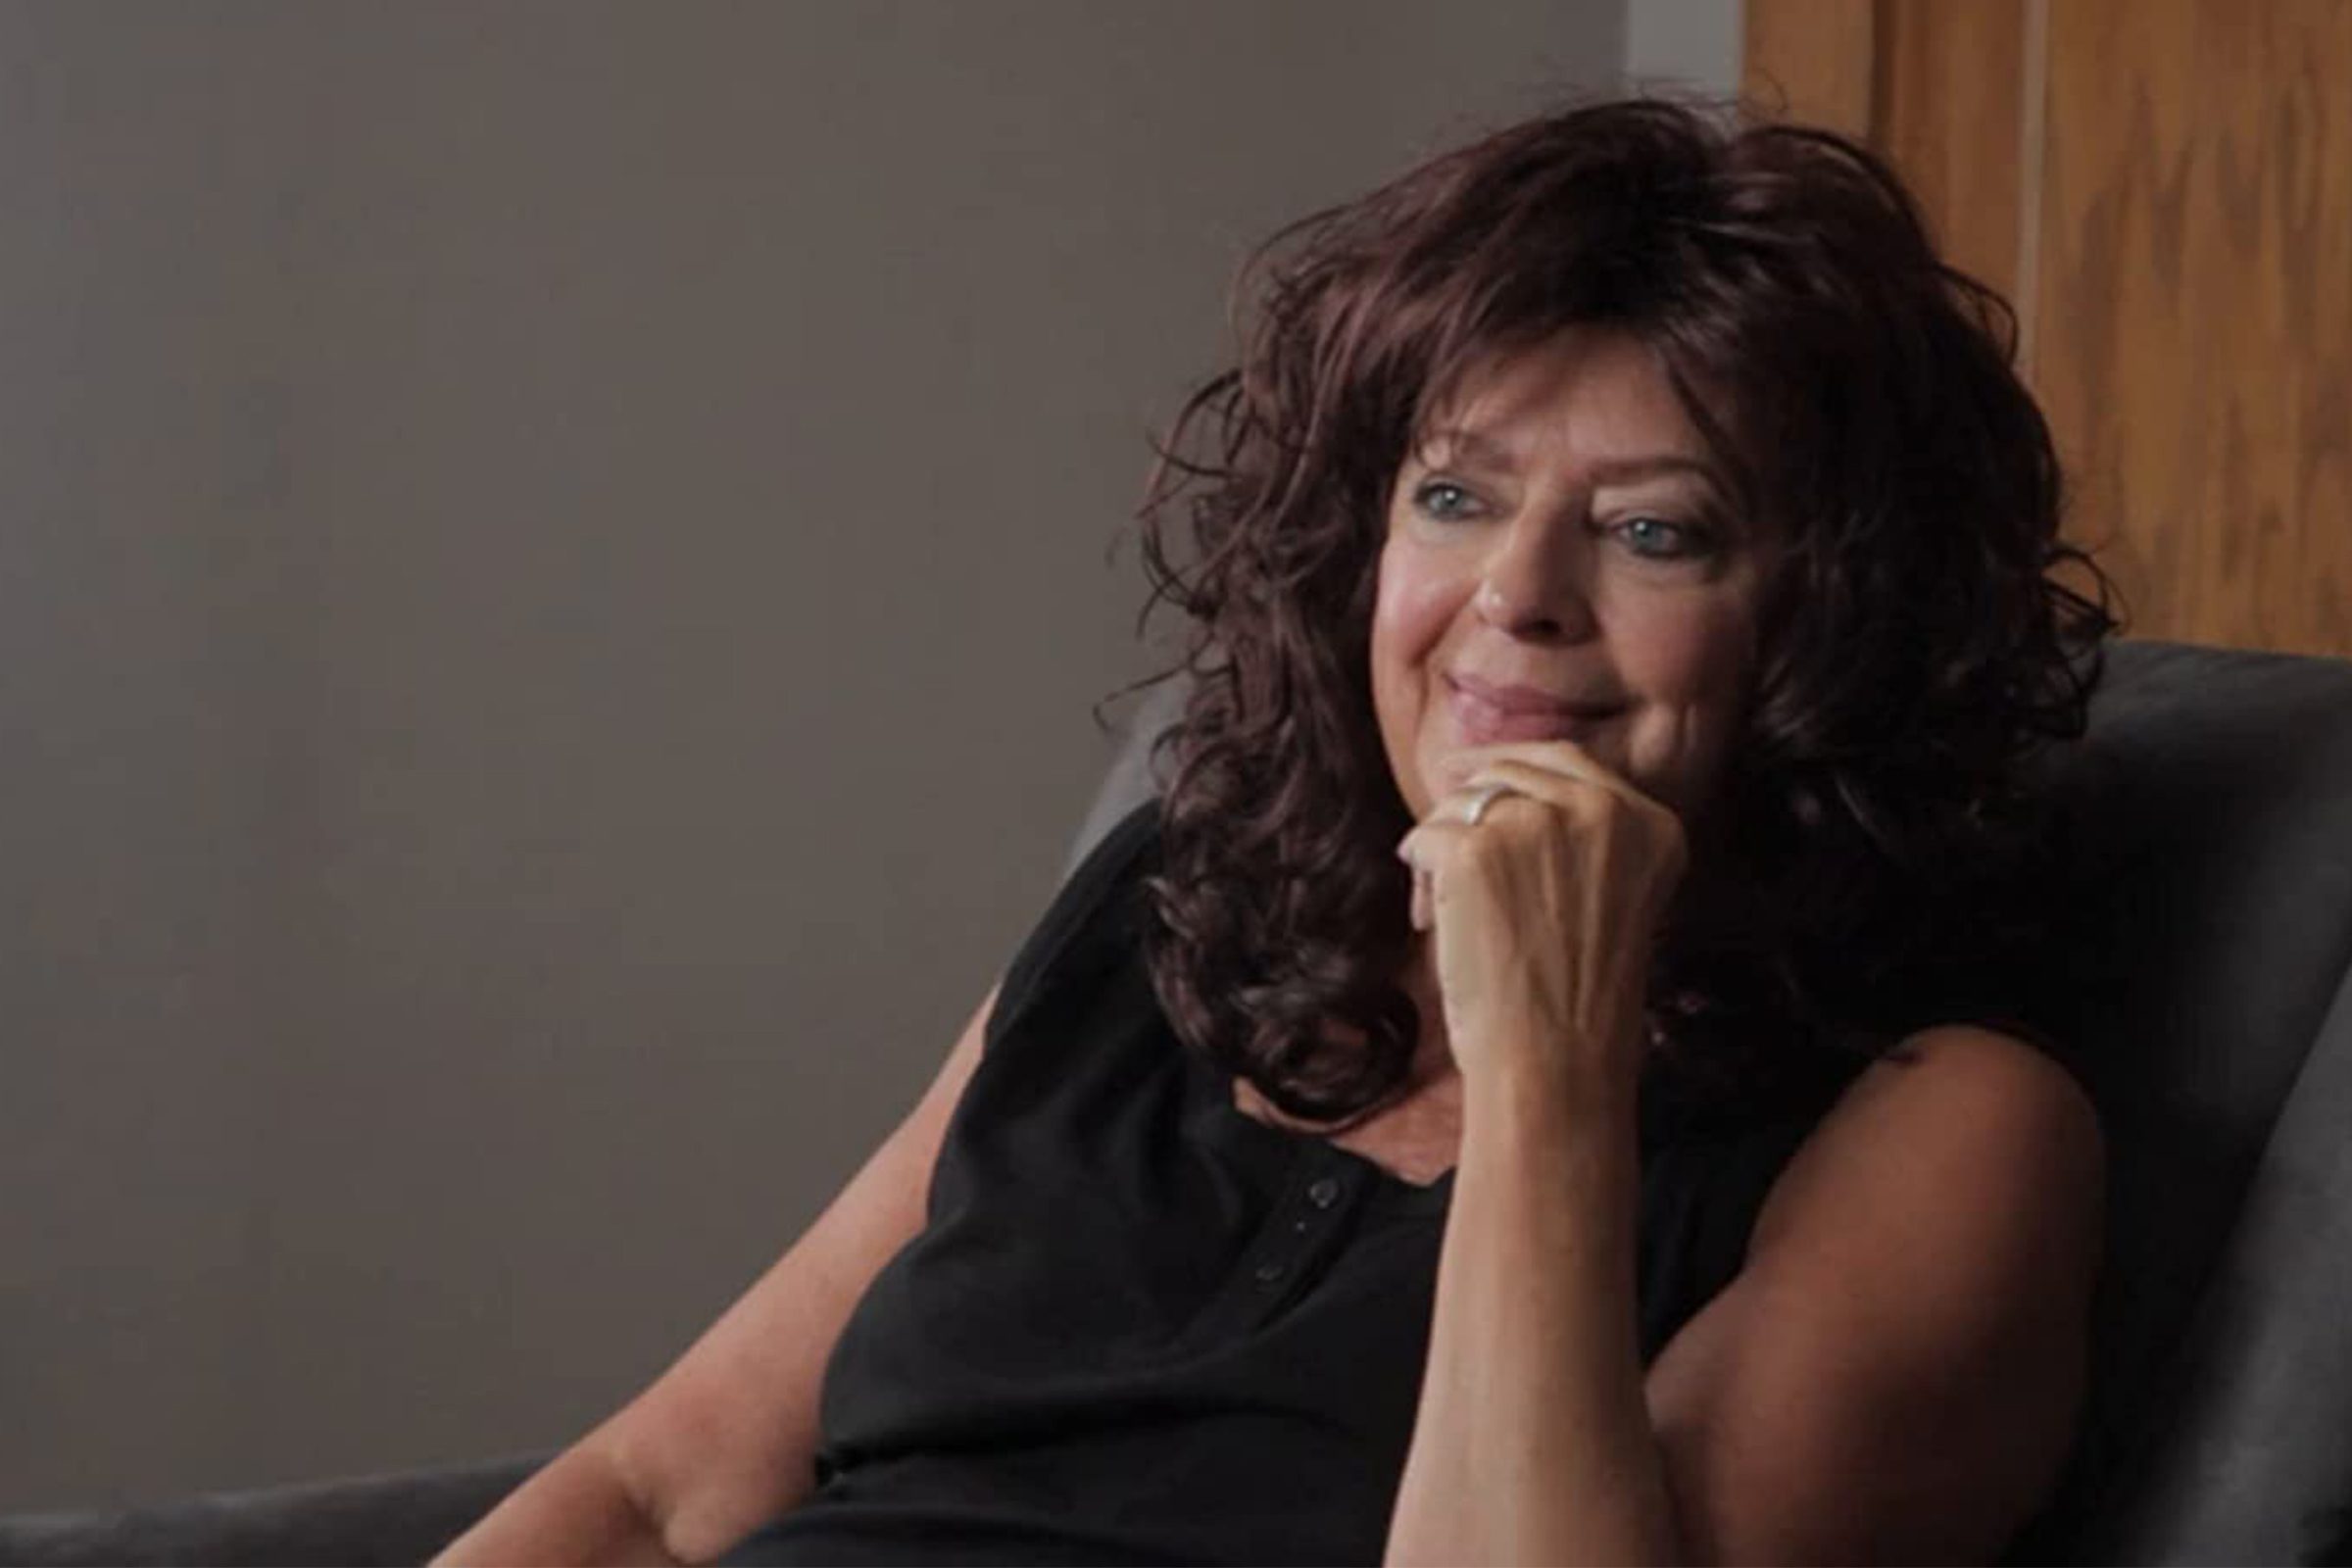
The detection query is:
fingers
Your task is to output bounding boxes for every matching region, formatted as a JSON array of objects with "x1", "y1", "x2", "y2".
[
  {"x1": 1396, "y1": 814, "x2": 1446, "y2": 934},
  {"x1": 1440, "y1": 747, "x2": 1677, "y2": 826},
  {"x1": 1438, "y1": 739, "x2": 1614, "y2": 792},
  {"x1": 1398, "y1": 763, "x2": 1574, "y2": 921},
  {"x1": 1399, "y1": 756, "x2": 1685, "y2": 934},
  {"x1": 1396, "y1": 809, "x2": 1492, "y2": 934},
  {"x1": 1401, "y1": 741, "x2": 1689, "y2": 936}
]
